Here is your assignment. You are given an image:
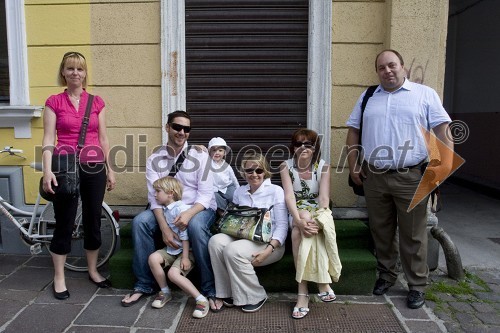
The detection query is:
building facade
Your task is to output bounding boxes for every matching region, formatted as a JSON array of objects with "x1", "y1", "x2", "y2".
[{"x1": 0, "y1": 0, "x2": 449, "y2": 209}]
